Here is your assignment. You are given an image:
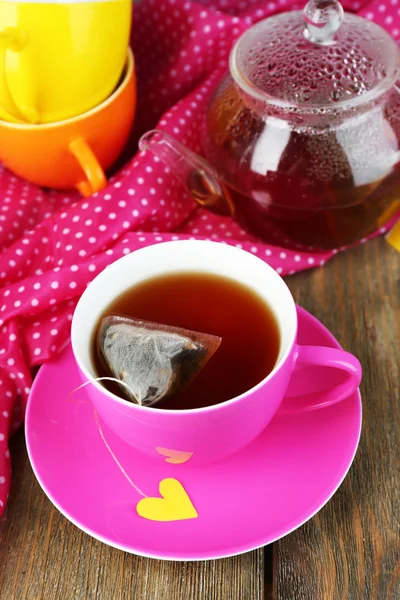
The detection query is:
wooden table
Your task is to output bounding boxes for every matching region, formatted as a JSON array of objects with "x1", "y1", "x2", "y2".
[{"x1": 0, "y1": 237, "x2": 399, "y2": 600}]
